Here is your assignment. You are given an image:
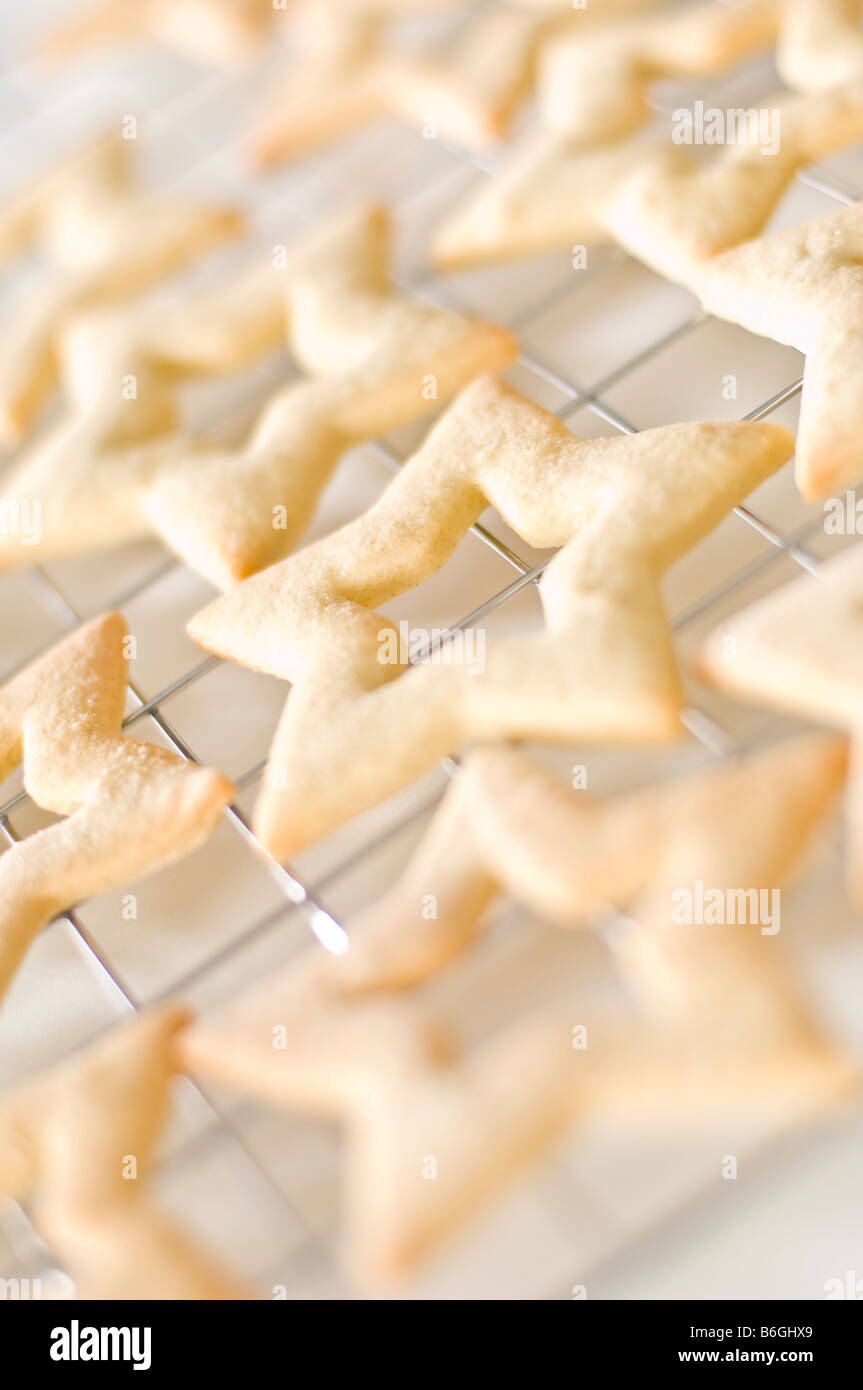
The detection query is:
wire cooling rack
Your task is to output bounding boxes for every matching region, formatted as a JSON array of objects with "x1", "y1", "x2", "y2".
[{"x1": 2, "y1": 0, "x2": 863, "y2": 1300}]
